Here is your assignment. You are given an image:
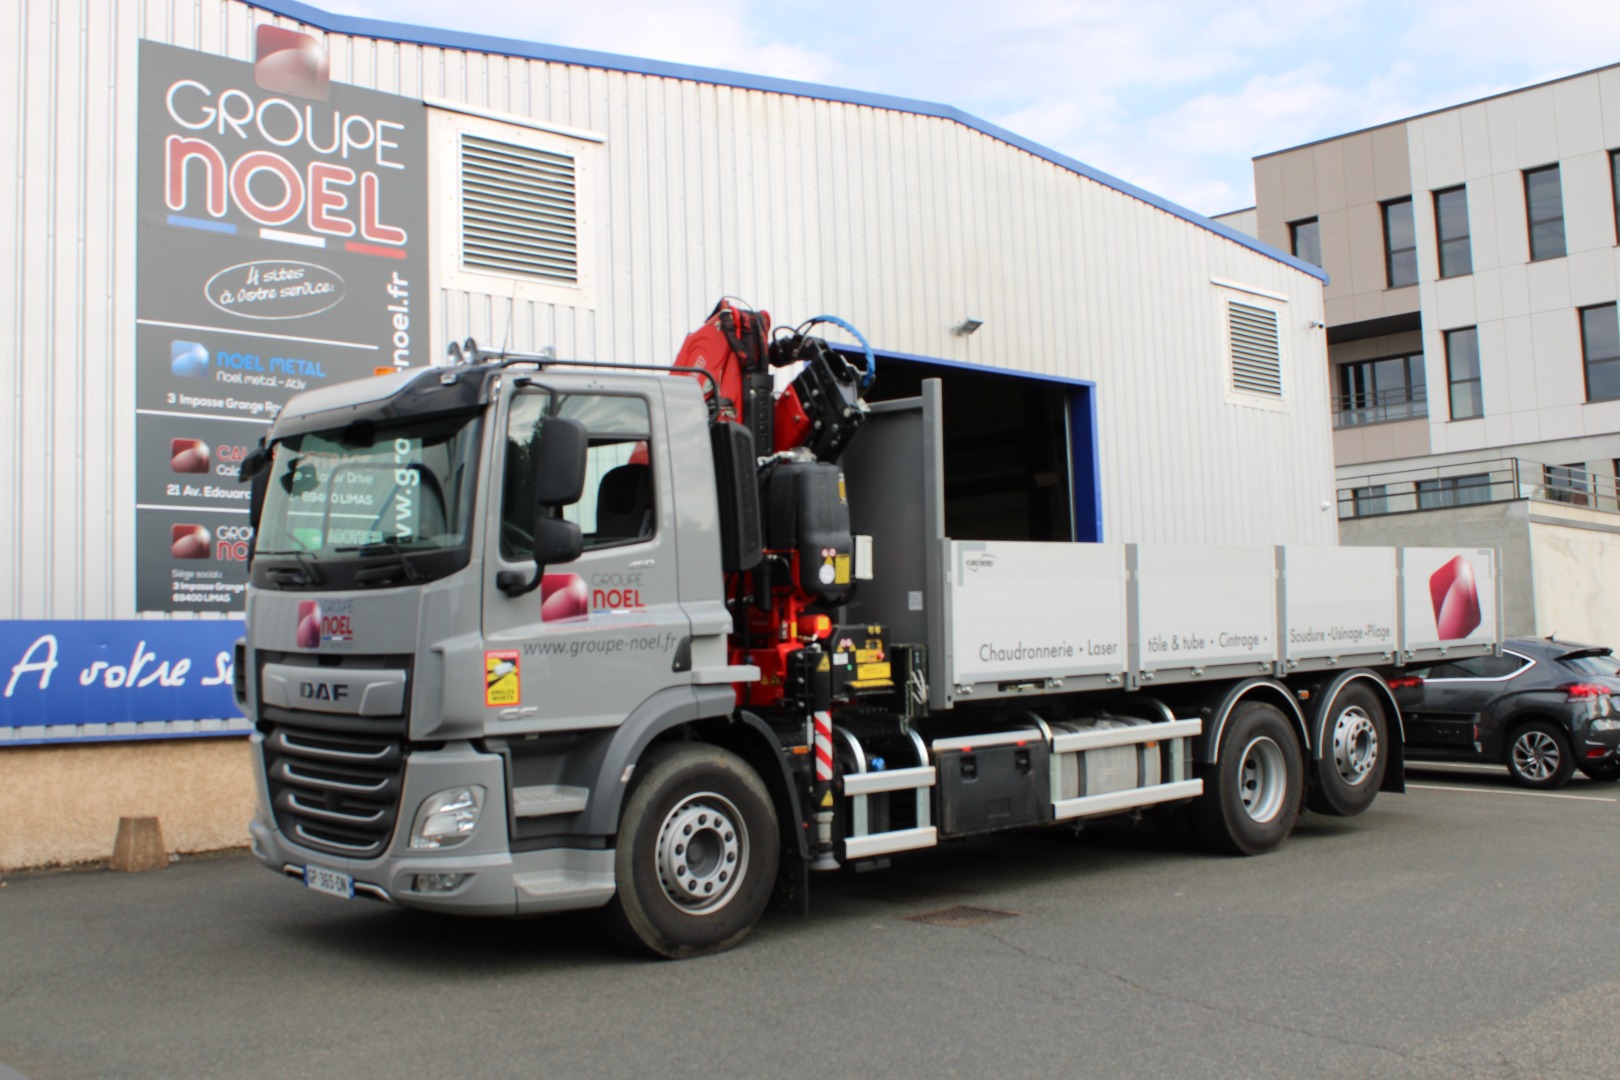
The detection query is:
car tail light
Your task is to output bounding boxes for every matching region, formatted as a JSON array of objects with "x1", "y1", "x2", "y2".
[
  {"x1": 1386, "y1": 675, "x2": 1423, "y2": 690},
  {"x1": 1562, "y1": 683, "x2": 1609, "y2": 699},
  {"x1": 1585, "y1": 747, "x2": 1610, "y2": 759}
]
